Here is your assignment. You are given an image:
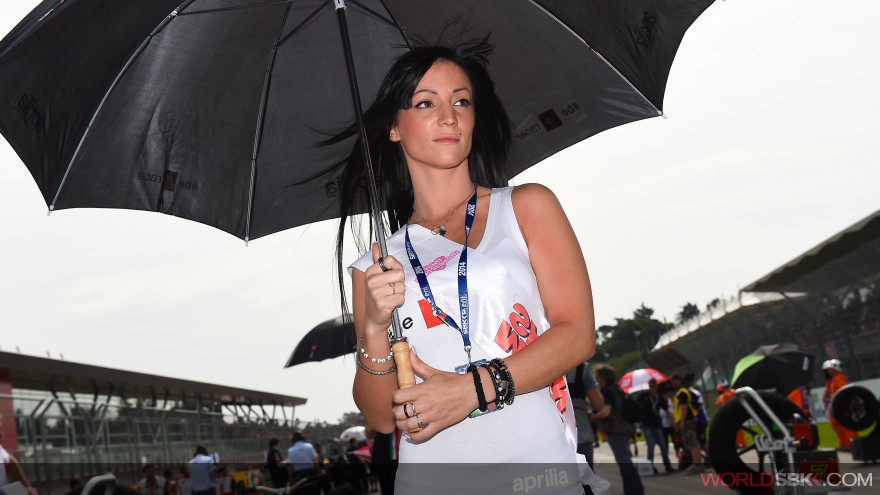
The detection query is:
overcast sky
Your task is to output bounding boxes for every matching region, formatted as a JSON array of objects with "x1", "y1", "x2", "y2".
[{"x1": 2, "y1": 0, "x2": 878, "y2": 423}]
